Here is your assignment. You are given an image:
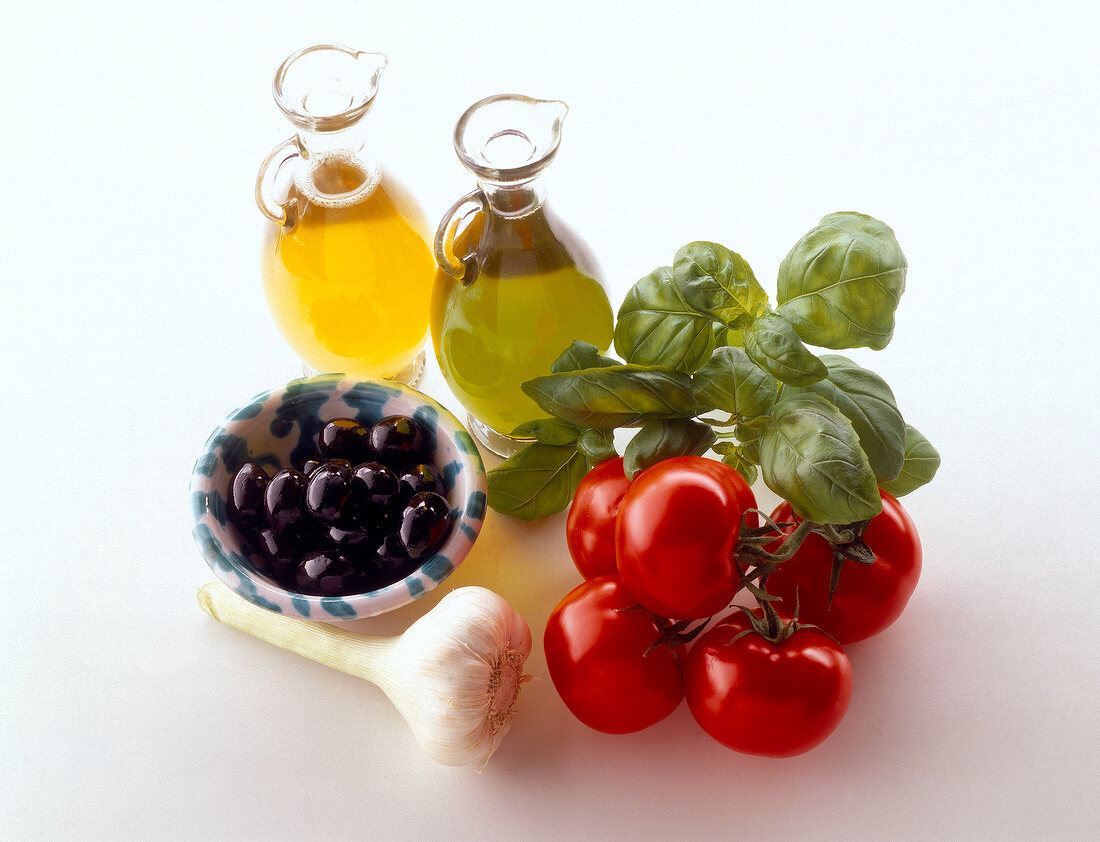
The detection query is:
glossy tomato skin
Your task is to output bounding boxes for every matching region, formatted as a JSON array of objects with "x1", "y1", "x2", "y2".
[
  {"x1": 566, "y1": 457, "x2": 632, "y2": 580},
  {"x1": 616, "y1": 456, "x2": 749, "y2": 620},
  {"x1": 543, "y1": 575, "x2": 683, "y2": 734},
  {"x1": 732, "y1": 471, "x2": 759, "y2": 529},
  {"x1": 684, "y1": 611, "x2": 853, "y2": 757},
  {"x1": 766, "y1": 490, "x2": 921, "y2": 644}
]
